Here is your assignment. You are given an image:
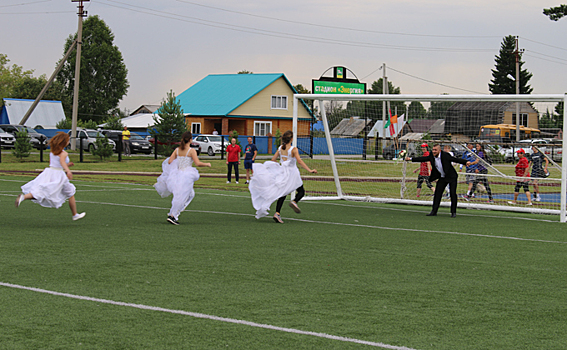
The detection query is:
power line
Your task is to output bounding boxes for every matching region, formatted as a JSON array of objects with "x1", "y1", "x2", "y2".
[
  {"x1": 365, "y1": 66, "x2": 488, "y2": 94},
  {"x1": 175, "y1": 0, "x2": 501, "y2": 39},
  {"x1": 0, "y1": 0, "x2": 51, "y2": 8},
  {"x1": 100, "y1": 0, "x2": 495, "y2": 53},
  {"x1": 522, "y1": 37, "x2": 567, "y2": 52}
]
